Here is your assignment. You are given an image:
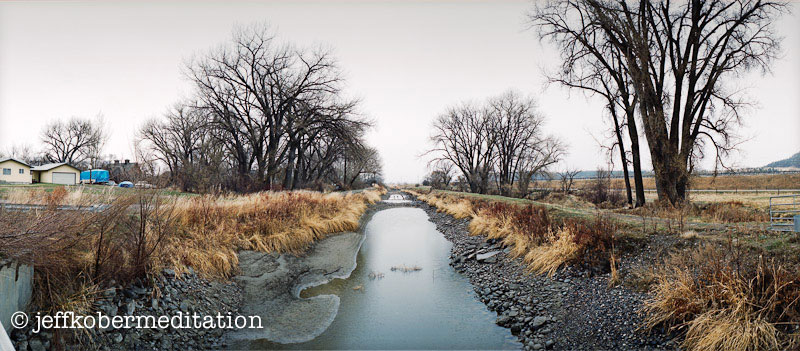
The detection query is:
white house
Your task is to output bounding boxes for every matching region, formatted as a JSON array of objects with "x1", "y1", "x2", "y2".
[
  {"x1": 31, "y1": 163, "x2": 81, "y2": 185},
  {"x1": 0, "y1": 158, "x2": 31, "y2": 184}
]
